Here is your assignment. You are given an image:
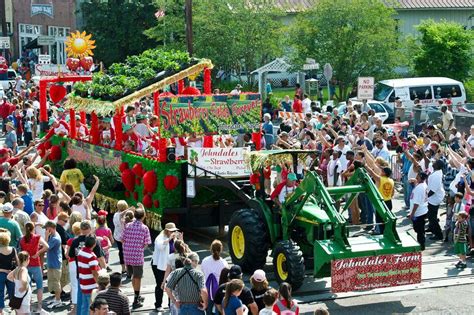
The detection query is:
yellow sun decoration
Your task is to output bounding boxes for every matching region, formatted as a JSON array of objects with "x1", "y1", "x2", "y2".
[{"x1": 65, "y1": 31, "x2": 96, "y2": 58}]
